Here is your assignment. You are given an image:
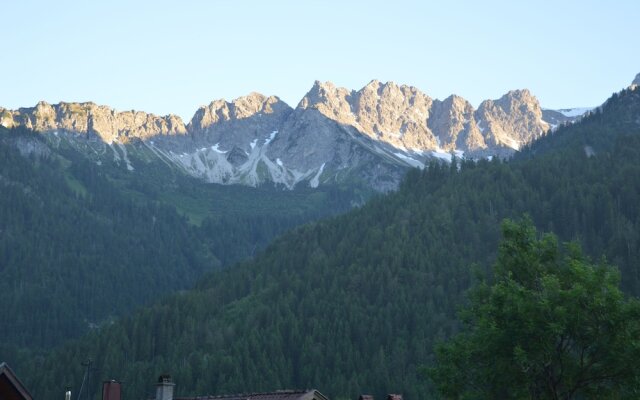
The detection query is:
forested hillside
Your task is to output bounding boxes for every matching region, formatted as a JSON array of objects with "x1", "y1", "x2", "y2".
[
  {"x1": 0, "y1": 127, "x2": 357, "y2": 350},
  {"x1": 524, "y1": 88, "x2": 640, "y2": 157},
  {"x1": 10, "y1": 86, "x2": 640, "y2": 400}
]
